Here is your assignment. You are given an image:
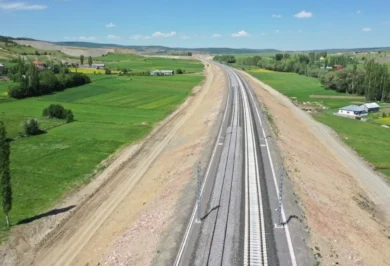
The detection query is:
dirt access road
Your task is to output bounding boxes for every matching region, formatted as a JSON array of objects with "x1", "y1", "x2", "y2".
[
  {"x1": 0, "y1": 61, "x2": 225, "y2": 266},
  {"x1": 241, "y1": 71, "x2": 390, "y2": 266}
]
